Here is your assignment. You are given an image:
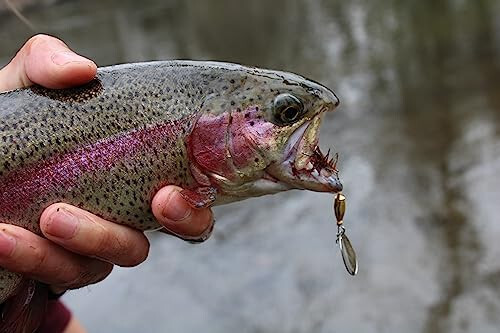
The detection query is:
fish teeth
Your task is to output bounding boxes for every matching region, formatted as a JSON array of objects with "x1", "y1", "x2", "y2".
[
  {"x1": 320, "y1": 168, "x2": 332, "y2": 177},
  {"x1": 295, "y1": 153, "x2": 309, "y2": 170},
  {"x1": 305, "y1": 161, "x2": 314, "y2": 170}
]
